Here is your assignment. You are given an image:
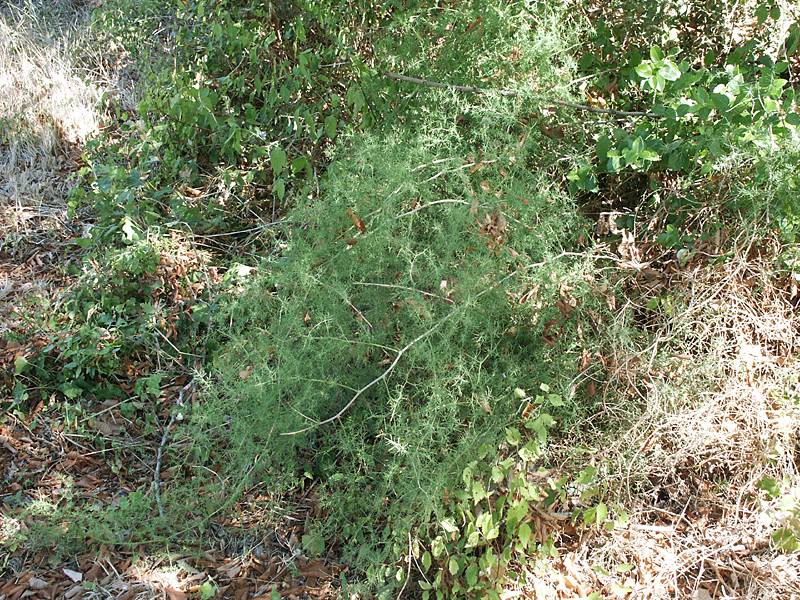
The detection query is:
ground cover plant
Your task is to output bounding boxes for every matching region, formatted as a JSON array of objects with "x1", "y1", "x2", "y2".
[{"x1": 1, "y1": 0, "x2": 799, "y2": 598}]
